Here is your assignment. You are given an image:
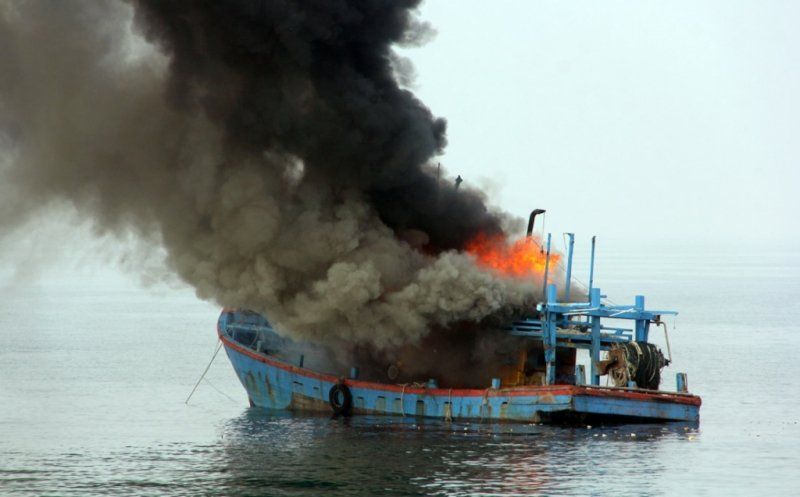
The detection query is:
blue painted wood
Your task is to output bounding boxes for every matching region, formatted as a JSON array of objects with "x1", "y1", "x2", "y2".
[
  {"x1": 219, "y1": 310, "x2": 701, "y2": 423},
  {"x1": 635, "y1": 295, "x2": 646, "y2": 341},
  {"x1": 571, "y1": 394, "x2": 699, "y2": 422},
  {"x1": 575, "y1": 365, "x2": 586, "y2": 386},
  {"x1": 542, "y1": 233, "x2": 552, "y2": 299},
  {"x1": 588, "y1": 235, "x2": 596, "y2": 299},
  {"x1": 677, "y1": 373, "x2": 688, "y2": 393},
  {"x1": 590, "y1": 288, "x2": 602, "y2": 385},
  {"x1": 564, "y1": 232, "x2": 575, "y2": 301},
  {"x1": 223, "y1": 338, "x2": 699, "y2": 423},
  {"x1": 544, "y1": 284, "x2": 557, "y2": 385}
]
